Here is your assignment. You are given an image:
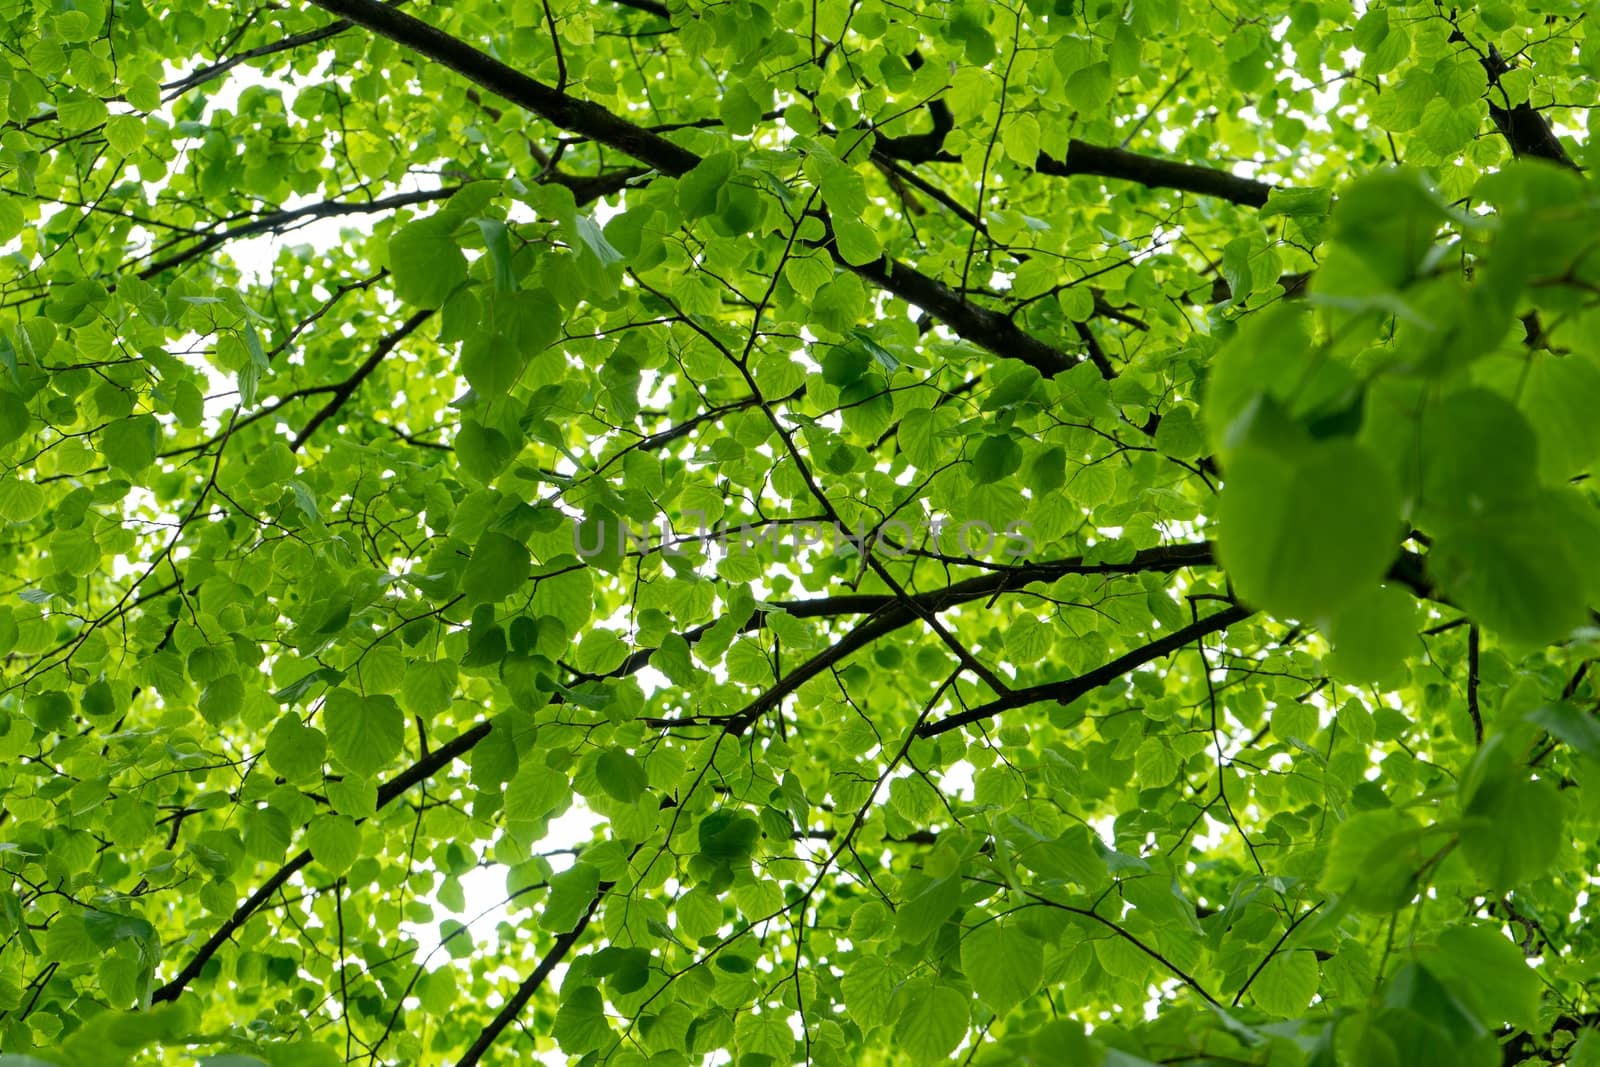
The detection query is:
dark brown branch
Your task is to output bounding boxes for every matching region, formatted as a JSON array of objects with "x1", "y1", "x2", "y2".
[
  {"x1": 309, "y1": 0, "x2": 700, "y2": 170},
  {"x1": 1073, "y1": 319, "x2": 1116, "y2": 378},
  {"x1": 647, "y1": 541, "x2": 1435, "y2": 736},
  {"x1": 289, "y1": 309, "x2": 435, "y2": 451},
  {"x1": 161, "y1": 14, "x2": 357, "y2": 99},
  {"x1": 606, "y1": 0, "x2": 671, "y2": 17},
  {"x1": 1480, "y1": 43, "x2": 1579, "y2": 171},
  {"x1": 138, "y1": 188, "x2": 457, "y2": 281},
  {"x1": 136, "y1": 163, "x2": 635, "y2": 283},
  {"x1": 152, "y1": 715, "x2": 496, "y2": 1004},
  {"x1": 306, "y1": 0, "x2": 1084, "y2": 377},
  {"x1": 875, "y1": 98, "x2": 954, "y2": 163},
  {"x1": 100, "y1": 537, "x2": 1435, "y2": 1004},
  {"x1": 916, "y1": 604, "x2": 1255, "y2": 738},
  {"x1": 717, "y1": 543, "x2": 1219, "y2": 735},
  {"x1": 1467, "y1": 624, "x2": 1483, "y2": 747},
  {"x1": 831, "y1": 213, "x2": 1077, "y2": 377},
  {"x1": 870, "y1": 98, "x2": 1275, "y2": 209},
  {"x1": 150, "y1": 851, "x2": 313, "y2": 1002},
  {"x1": 1204, "y1": 270, "x2": 1311, "y2": 305},
  {"x1": 454, "y1": 886, "x2": 607, "y2": 1066},
  {"x1": 1038, "y1": 142, "x2": 1274, "y2": 209}
]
